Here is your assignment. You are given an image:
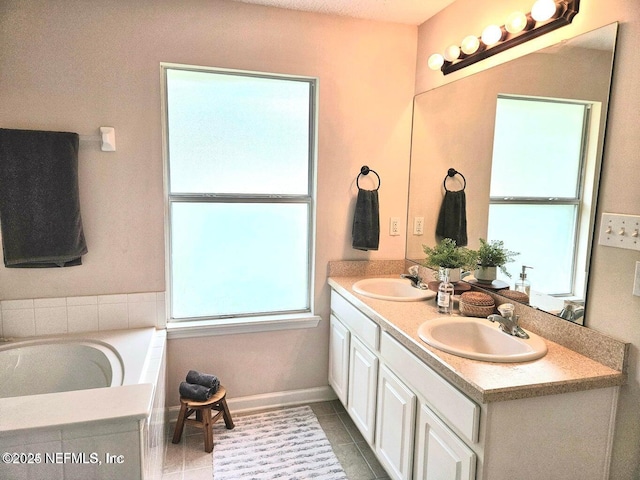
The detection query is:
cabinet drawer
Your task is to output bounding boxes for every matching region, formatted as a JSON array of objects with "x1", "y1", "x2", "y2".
[
  {"x1": 381, "y1": 332, "x2": 479, "y2": 444},
  {"x1": 331, "y1": 290, "x2": 380, "y2": 351}
]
